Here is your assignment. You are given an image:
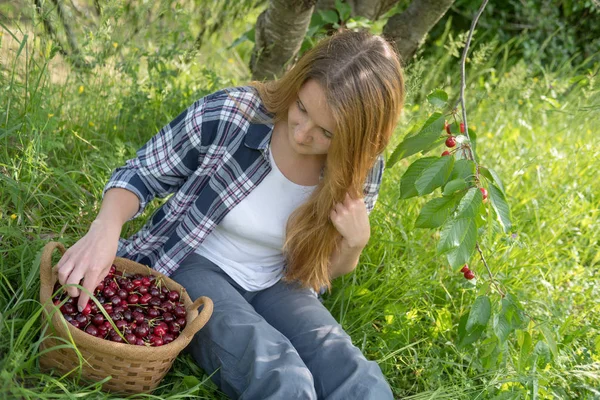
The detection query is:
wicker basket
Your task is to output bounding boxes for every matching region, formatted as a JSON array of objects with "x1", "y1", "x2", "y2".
[{"x1": 38, "y1": 241, "x2": 214, "y2": 395}]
